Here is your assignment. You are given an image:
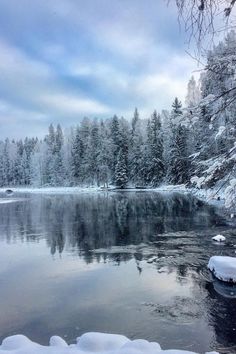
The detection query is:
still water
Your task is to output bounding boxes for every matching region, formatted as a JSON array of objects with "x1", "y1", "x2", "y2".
[{"x1": 0, "y1": 191, "x2": 235, "y2": 353}]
